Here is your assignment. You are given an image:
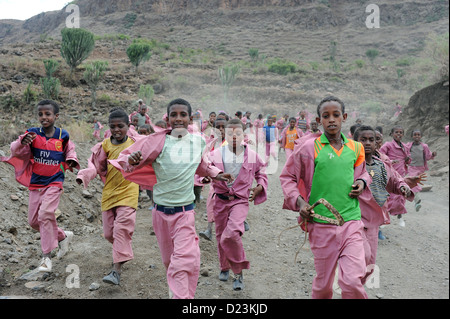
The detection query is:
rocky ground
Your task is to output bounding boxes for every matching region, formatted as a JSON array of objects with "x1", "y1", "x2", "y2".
[{"x1": 0, "y1": 140, "x2": 448, "y2": 300}]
